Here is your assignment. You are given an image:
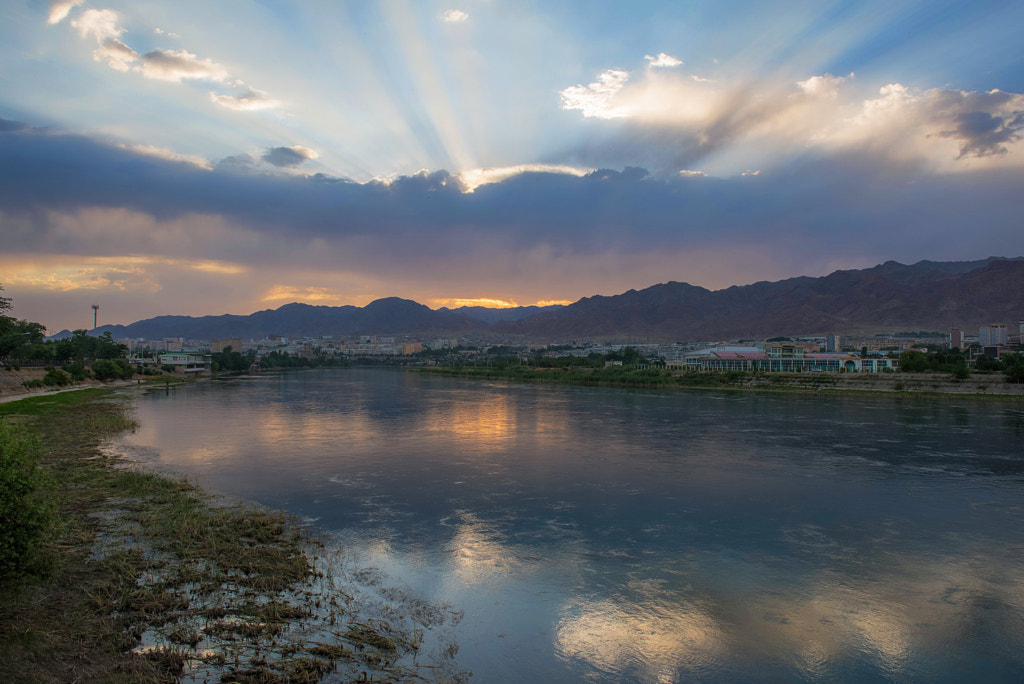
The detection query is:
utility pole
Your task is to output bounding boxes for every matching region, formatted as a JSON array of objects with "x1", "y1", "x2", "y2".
[{"x1": 92, "y1": 304, "x2": 99, "y2": 330}]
